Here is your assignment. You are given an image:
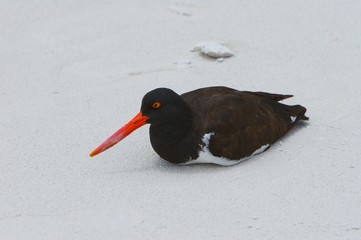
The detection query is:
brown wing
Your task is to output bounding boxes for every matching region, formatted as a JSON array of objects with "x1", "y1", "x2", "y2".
[{"x1": 182, "y1": 87, "x2": 308, "y2": 160}]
